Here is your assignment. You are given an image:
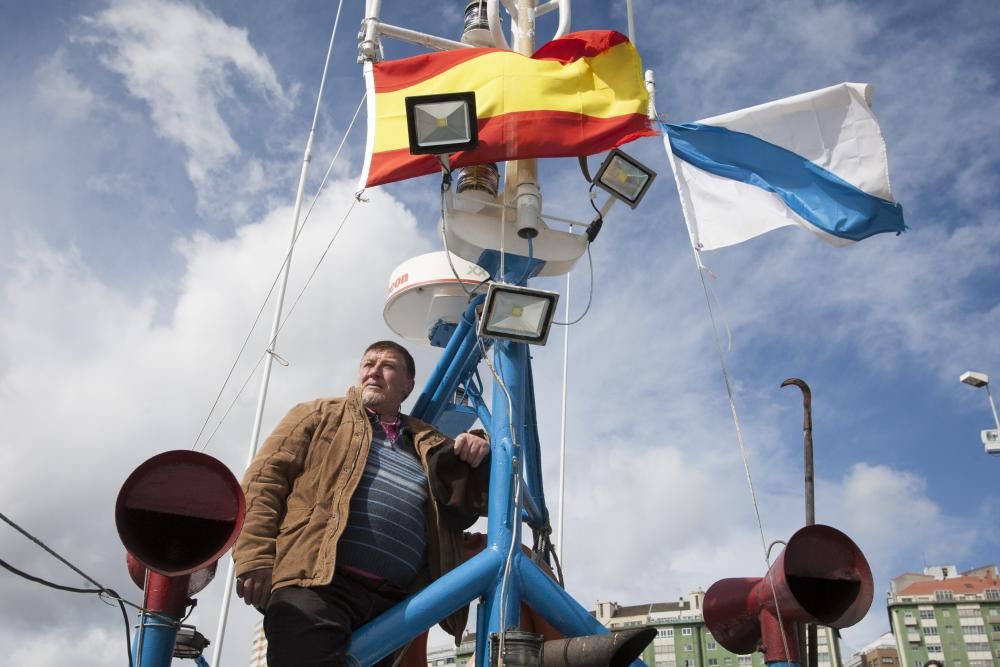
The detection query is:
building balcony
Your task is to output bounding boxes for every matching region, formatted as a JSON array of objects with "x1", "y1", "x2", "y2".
[
  {"x1": 991, "y1": 631, "x2": 1000, "y2": 641},
  {"x1": 903, "y1": 616, "x2": 918, "y2": 626},
  {"x1": 989, "y1": 614, "x2": 1000, "y2": 624},
  {"x1": 905, "y1": 632, "x2": 920, "y2": 643}
]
